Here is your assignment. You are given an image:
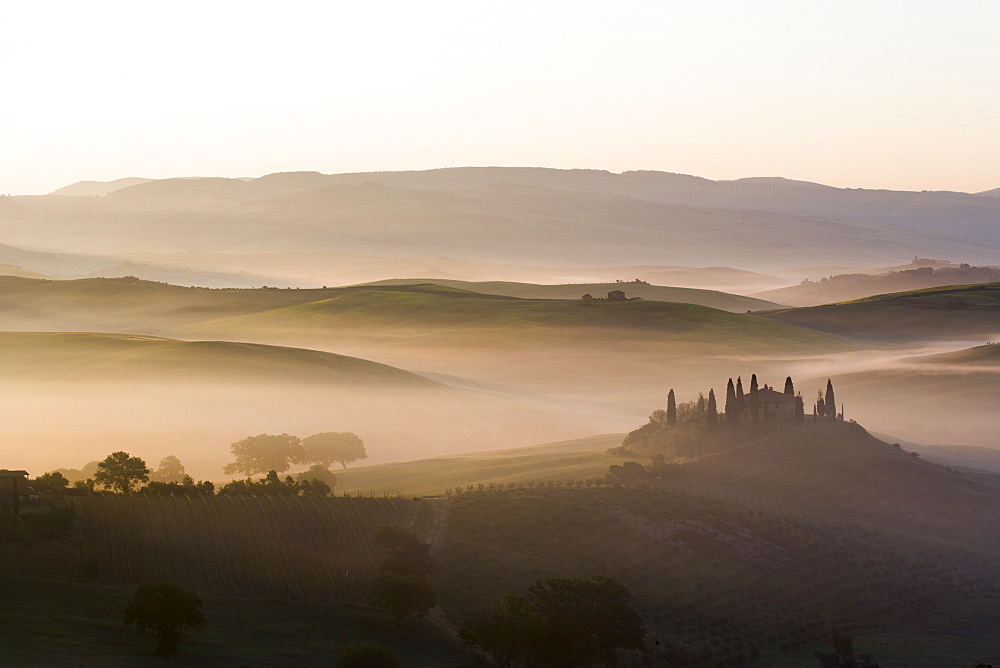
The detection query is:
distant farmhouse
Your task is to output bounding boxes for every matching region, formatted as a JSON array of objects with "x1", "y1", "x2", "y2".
[
  {"x1": 1, "y1": 469, "x2": 29, "y2": 515},
  {"x1": 743, "y1": 387, "x2": 796, "y2": 423}
]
